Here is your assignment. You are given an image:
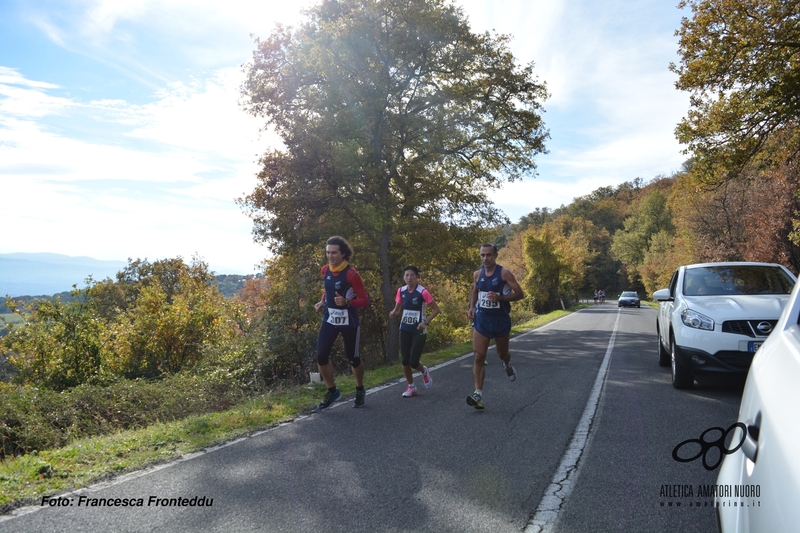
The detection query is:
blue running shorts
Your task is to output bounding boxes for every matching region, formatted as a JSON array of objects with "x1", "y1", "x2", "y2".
[{"x1": 473, "y1": 312, "x2": 511, "y2": 339}]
